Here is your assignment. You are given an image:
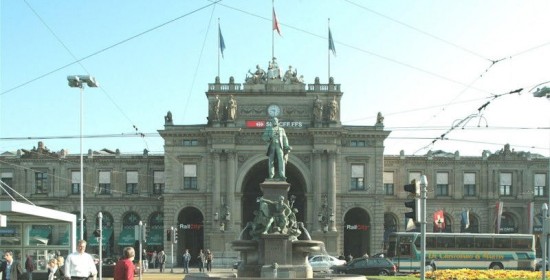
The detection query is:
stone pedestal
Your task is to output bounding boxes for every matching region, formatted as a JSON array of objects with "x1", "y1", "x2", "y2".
[
  {"x1": 260, "y1": 180, "x2": 290, "y2": 201},
  {"x1": 231, "y1": 179, "x2": 325, "y2": 278}
]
